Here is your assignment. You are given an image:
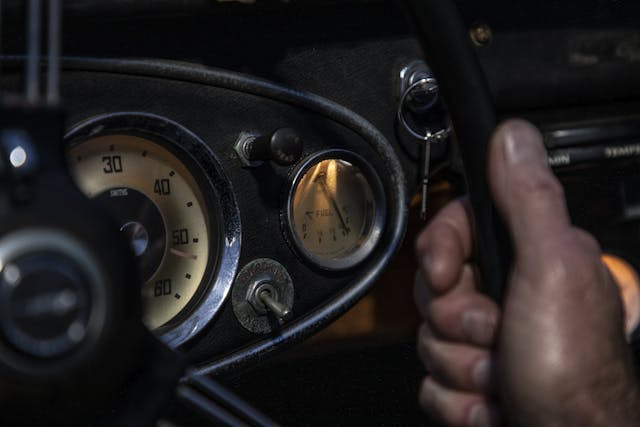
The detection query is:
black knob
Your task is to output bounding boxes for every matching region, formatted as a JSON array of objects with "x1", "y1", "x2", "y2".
[{"x1": 245, "y1": 128, "x2": 304, "y2": 166}]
